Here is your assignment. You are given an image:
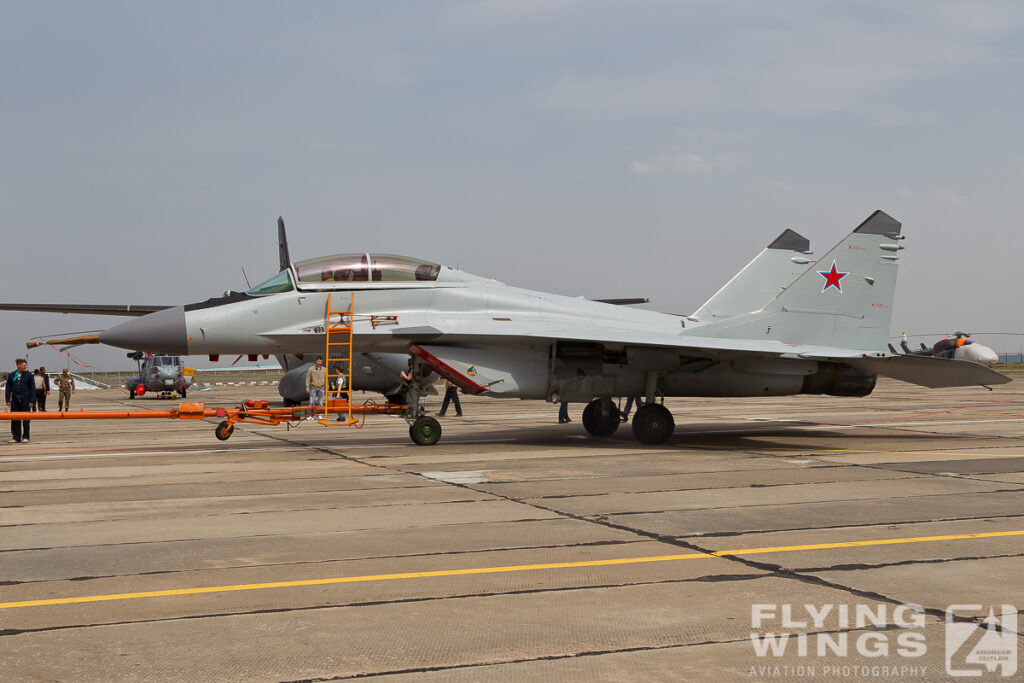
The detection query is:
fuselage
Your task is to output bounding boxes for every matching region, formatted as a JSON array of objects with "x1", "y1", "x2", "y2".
[
  {"x1": 97, "y1": 254, "x2": 872, "y2": 403},
  {"x1": 100, "y1": 256, "x2": 691, "y2": 357}
]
